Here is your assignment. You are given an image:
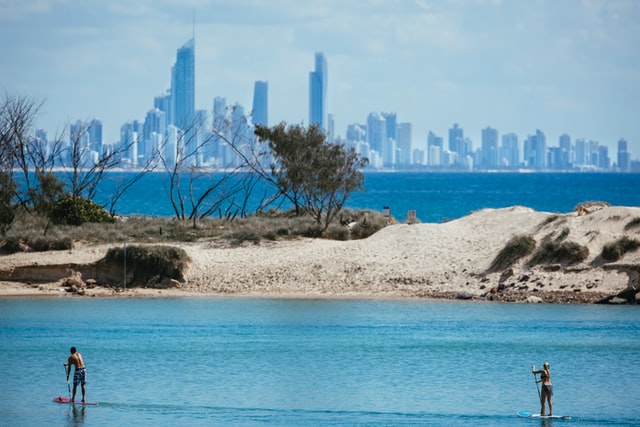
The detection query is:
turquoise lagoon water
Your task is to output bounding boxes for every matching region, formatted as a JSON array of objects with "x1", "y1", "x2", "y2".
[{"x1": 1, "y1": 298, "x2": 639, "y2": 426}]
